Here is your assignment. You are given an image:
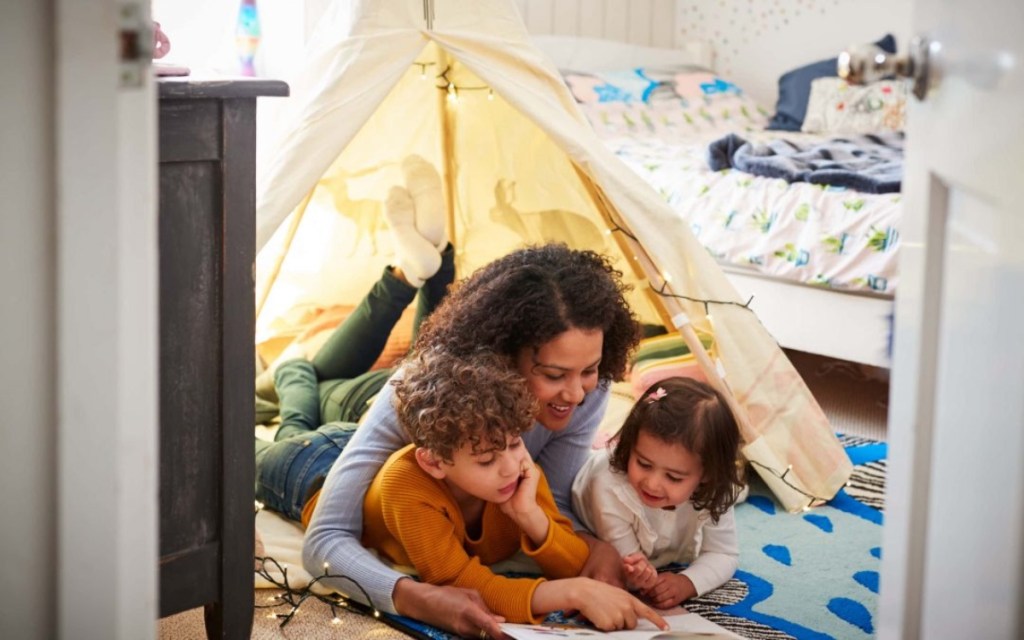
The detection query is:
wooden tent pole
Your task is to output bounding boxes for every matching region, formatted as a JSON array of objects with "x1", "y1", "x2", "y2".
[
  {"x1": 437, "y1": 45, "x2": 458, "y2": 255},
  {"x1": 577, "y1": 174, "x2": 752, "y2": 440},
  {"x1": 255, "y1": 187, "x2": 315, "y2": 322}
]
